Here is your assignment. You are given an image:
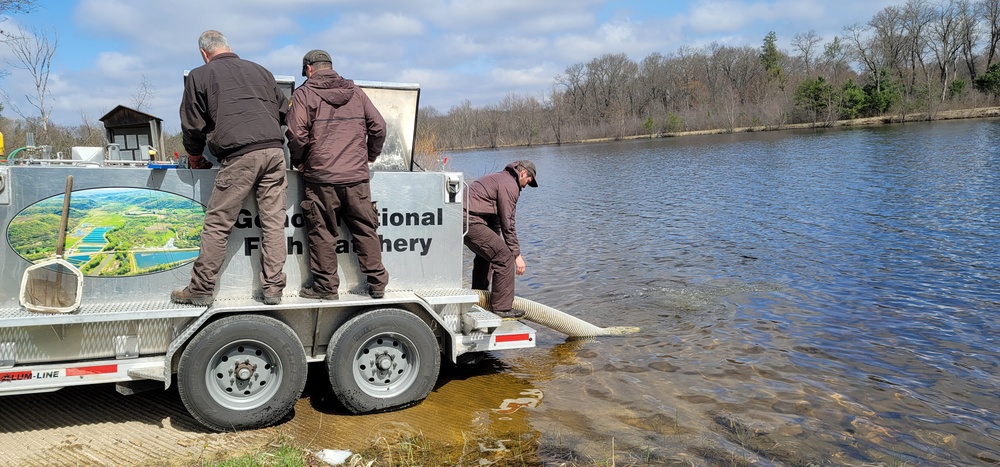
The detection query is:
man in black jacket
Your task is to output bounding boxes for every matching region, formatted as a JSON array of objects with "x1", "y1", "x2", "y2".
[{"x1": 170, "y1": 30, "x2": 289, "y2": 306}]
